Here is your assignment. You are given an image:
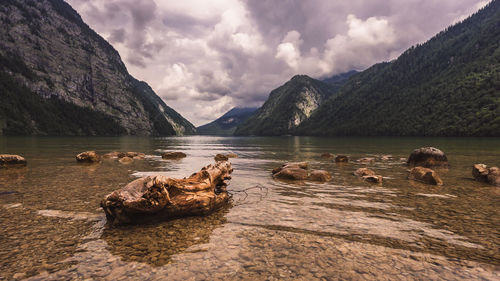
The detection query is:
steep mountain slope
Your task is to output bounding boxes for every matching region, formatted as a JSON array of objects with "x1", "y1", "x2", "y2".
[
  {"x1": 322, "y1": 70, "x2": 359, "y2": 91},
  {"x1": 298, "y1": 1, "x2": 500, "y2": 136},
  {"x1": 234, "y1": 75, "x2": 337, "y2": 136},
  {"x1": 0, "y1": 0, "x2": 195, "y2": 136},
  {"x1": 197, "y1": 107, "x2": 258, "y2": 135}
]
